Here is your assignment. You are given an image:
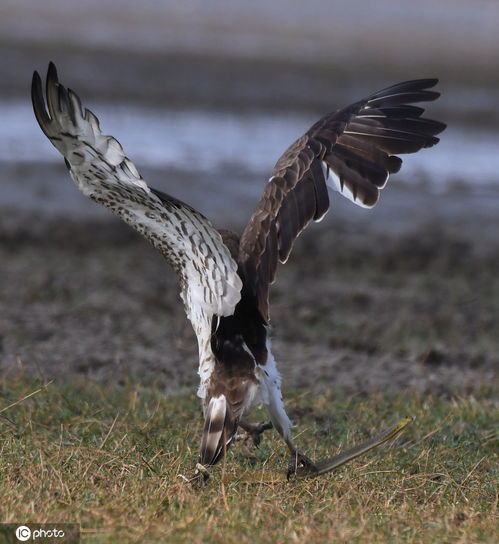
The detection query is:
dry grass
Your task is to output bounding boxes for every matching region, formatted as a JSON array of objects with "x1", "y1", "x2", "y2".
[{"x1": 0, "y1": 377, "x2": 497, "y2": 543}]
